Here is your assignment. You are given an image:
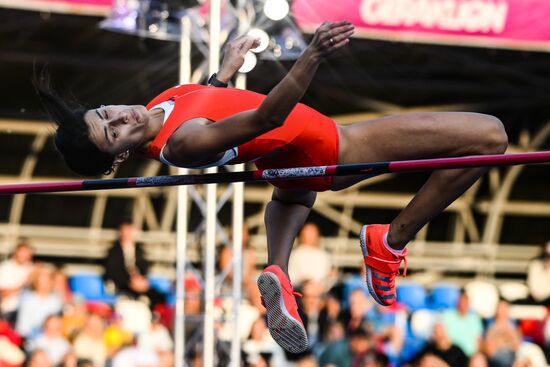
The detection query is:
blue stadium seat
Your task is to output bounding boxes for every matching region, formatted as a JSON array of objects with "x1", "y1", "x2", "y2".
[
  {"x1": 429, "y1": 283, "x2": 460, "y2": 310},
  {"x1": 148, "y1": 275, "x2": 172, "y2": 294},
  {"x1": 400, "y1": 336, "x2": 426, "y2": 363},
  {"x1": 396, "y1": 282, "x2": 427, "y2": 311},
  {"x1": 149, "y1": 275, "x2": 174, "y2": 304},
  {"x1": 69, "y1": 273, "x2": 116, "y2": 304}
]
